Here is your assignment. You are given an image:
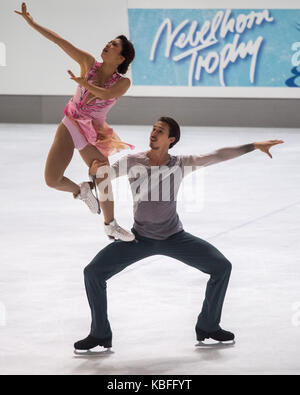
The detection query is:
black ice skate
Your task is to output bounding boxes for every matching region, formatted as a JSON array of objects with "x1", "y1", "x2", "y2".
[
  {"x1": 74, "y1": 335, "x2": 112, "y2": 354},
  {"x1": 195, "y1": 326, "x2": 235, "y2": 342}
]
